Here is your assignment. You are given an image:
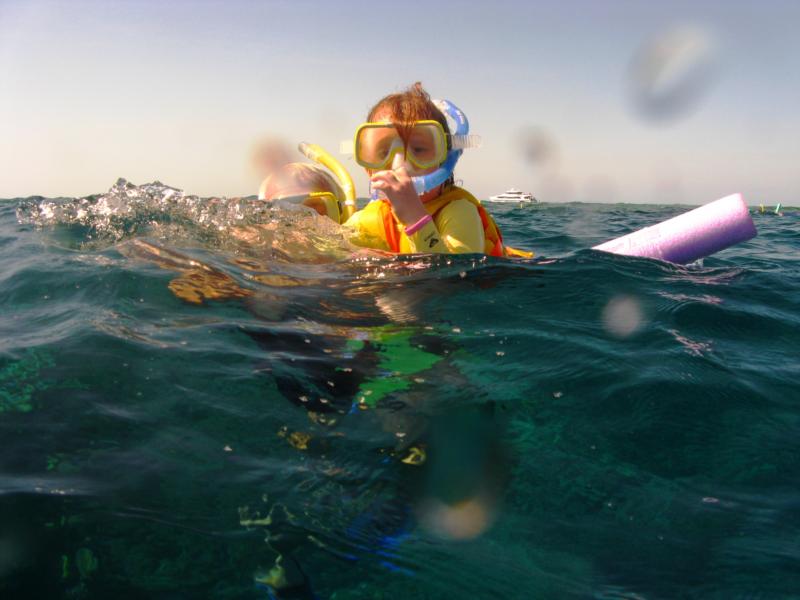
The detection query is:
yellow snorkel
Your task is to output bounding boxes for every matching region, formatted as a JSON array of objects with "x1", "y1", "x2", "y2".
[{"x1": 298, "y1": 142, "x2": 357, "y2": 222}]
